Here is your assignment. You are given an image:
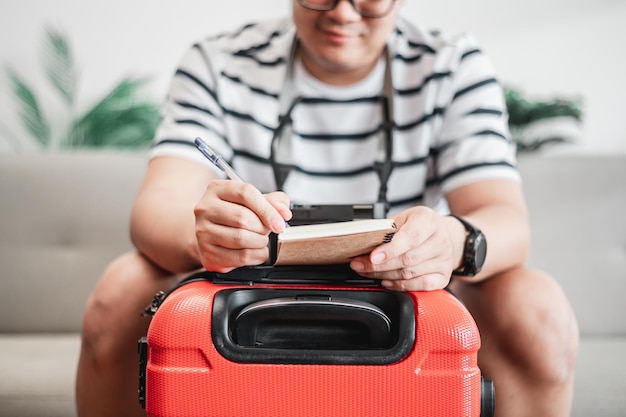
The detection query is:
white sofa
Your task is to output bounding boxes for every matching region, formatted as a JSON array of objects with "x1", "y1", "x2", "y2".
[{"x1": 0, "y1": 152, "x2": 625, "y2": 417}]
